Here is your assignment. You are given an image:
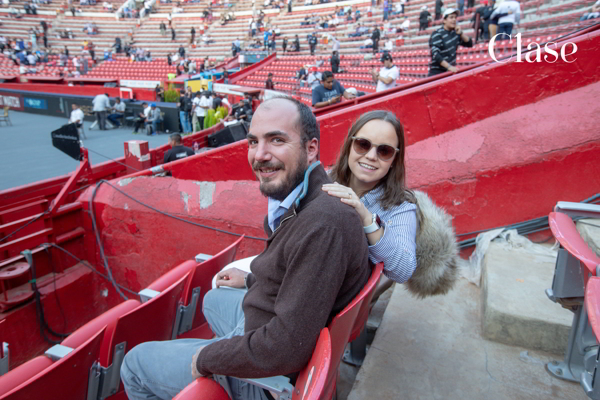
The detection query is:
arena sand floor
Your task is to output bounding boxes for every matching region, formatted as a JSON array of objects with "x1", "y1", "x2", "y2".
[{"x1": 0, "y1": 111, "x2": 172, "y2": 191}]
